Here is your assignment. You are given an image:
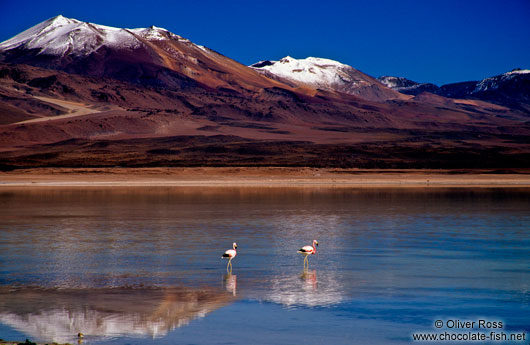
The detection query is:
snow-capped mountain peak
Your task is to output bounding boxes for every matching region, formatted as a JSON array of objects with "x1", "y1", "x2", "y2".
[
  {"x1": 473, "y1": 68, "x2": 530, "y2": 93},
  {"x1": 505, "y1": 68, "x2": 530, "y2": 75},
  {"x1": 0, "y1": 15, "x2": 191, "y2": 58},
  {"x1": 250, "y1": 56, "x2": 407, "y2": 101},
  {"x1": 250, "y1": 56, "x2": 354, "y2": 88}
]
